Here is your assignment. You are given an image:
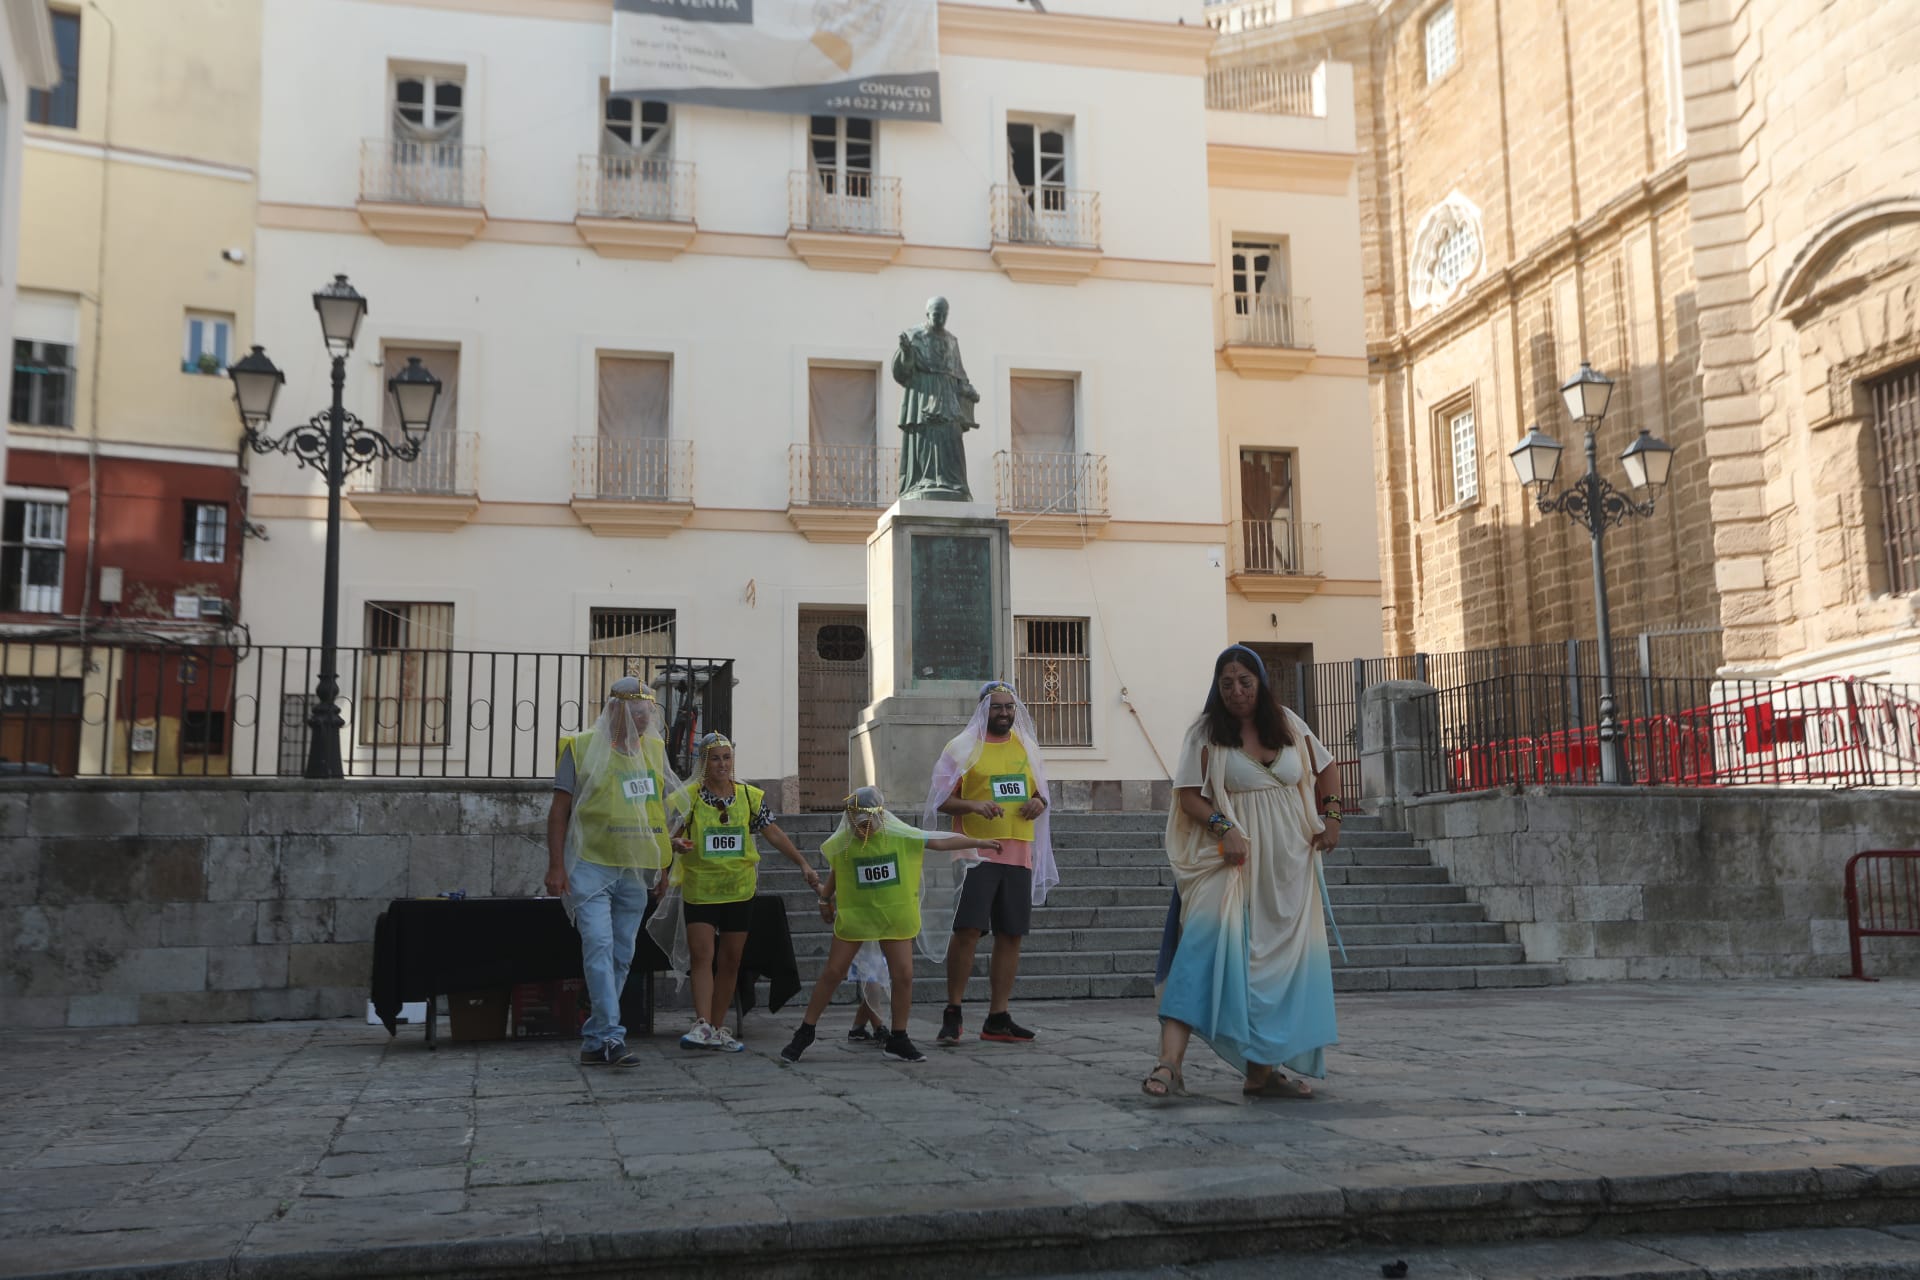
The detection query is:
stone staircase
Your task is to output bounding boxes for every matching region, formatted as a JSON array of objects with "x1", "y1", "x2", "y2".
[{"x1": 744, "y1": 810, "x2": 1562, "y2": 1008}]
